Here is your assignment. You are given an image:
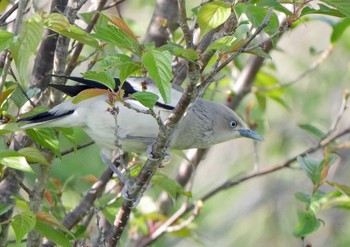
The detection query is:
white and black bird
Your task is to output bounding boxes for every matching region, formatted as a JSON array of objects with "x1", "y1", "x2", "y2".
[{"x1": 18, "y1": 76, "x2": 263, "y2": 155}]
